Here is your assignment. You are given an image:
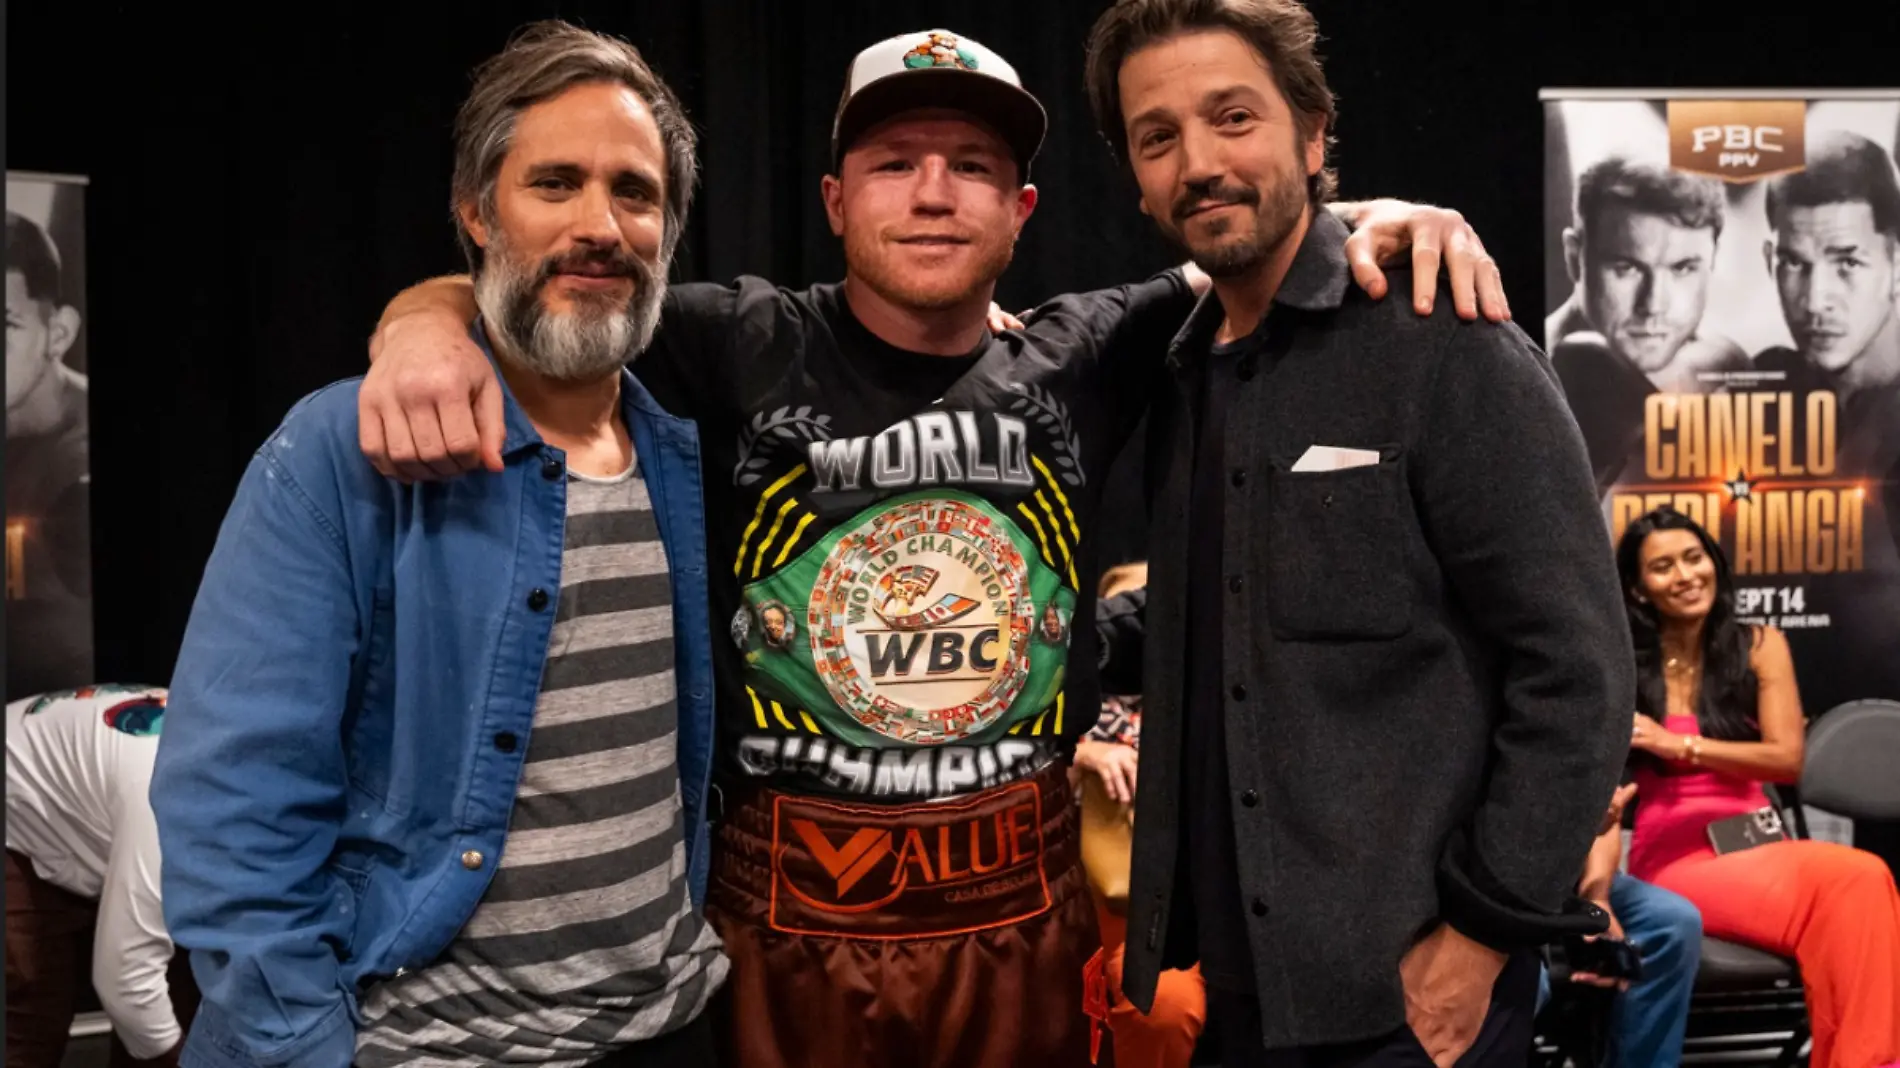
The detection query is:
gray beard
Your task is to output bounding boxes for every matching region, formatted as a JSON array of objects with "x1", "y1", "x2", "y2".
[{"x1": 474, "y1": 244, "x2": 666, "y2": 382}]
